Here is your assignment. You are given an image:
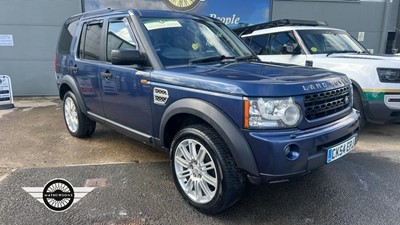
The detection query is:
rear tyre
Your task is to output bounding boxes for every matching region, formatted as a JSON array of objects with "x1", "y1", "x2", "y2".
[
  {"x1": 353, "y1": 87, "x2": 366, "y2": 128},
  {"x1": 171, "y1": 124, "x2": 245, "y2": 214},
  {"x1": 63, "y1": 91, "x2": 96, "y2": 138}
]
